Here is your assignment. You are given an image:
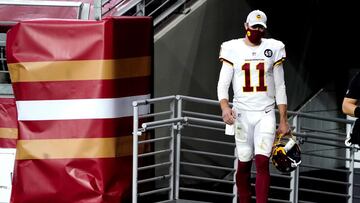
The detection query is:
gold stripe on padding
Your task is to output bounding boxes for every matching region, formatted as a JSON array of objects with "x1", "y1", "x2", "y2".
[
  {"x1": 16, "y1": 137, "x2": 133, "y2": 160},
  {"x1": 0, "y1": 128, "x2": 18, "y2": 139},
  {"x1": 8, "y1": 56, "x2": 151, "y2": 82}
]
